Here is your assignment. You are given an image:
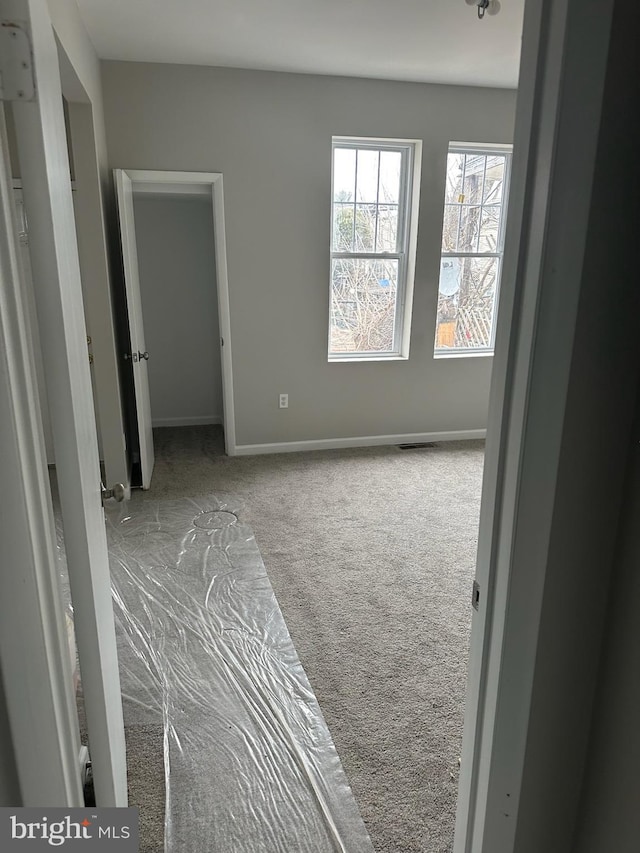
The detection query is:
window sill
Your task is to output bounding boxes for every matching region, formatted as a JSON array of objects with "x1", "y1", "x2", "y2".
[
  {"x1": 328, "y1": 355, "x2": 409, "y2": 364},
  {"x1": 434, "y1": 350, "x2": 494, "y2": 360}
]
